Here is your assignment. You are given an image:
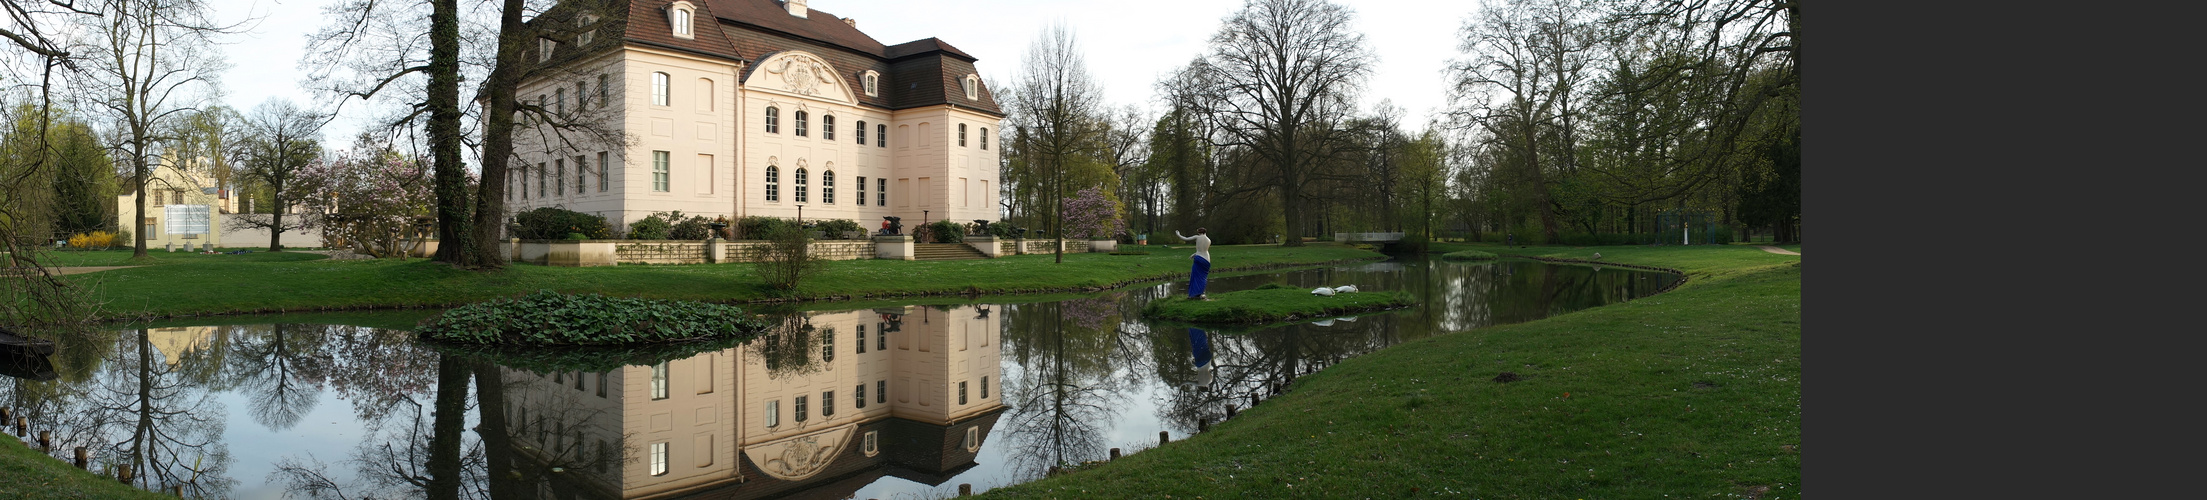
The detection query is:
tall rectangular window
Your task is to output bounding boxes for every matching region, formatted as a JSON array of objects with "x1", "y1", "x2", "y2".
[
  {"x1": 856, "y1": 120, "x2": 867, "y2": 144},
  {"x1": 981, "y1": 127, "x2": 989, "y2": 150},
  {"x1": 554, "y1": 159, "x2": 565, "y2": 195},
  {"x1": 876, "y1": 380, "x2": 886, "y2": 404},
  {"x1": 856, "y1": 324, "x2": 866, "y2": 353},
  {"x1": 597, "y1": 152, "x2": 610, "y2": 192},
  {"x1": 575, "y1": 155, "x2": 587, "y2": 194},
  {"x1": 877, "y1": 124, "x2": 886, "y2": 147},
  {"x1": 651, "y1": 362, "x2": 669, "y2": 400},
  {"x1": 652, "y1": 151, "x2": 670, "y2": 192},
  {"x1": 520, "y1": 168, "x2": 529, "y2": 199},
  {"x1": 538, "y1": 163, "x2": 547, "y2": 197},
  {"x1": 651, "y1": 72, "x2": 669, "y2": 106},
  {"x1": 959, "y1": 381, "x2": 968, "y2": 405},
  {"x1": 598, "y1": 372, "x2": 608, "y2": 397},
  {"x1": 981, "y1": 376, "x2": 989, "y2": 398},
  {"x1": 876, "y1": 323, "x2": 887, "y2": 350},
  {"x1": 795, "y1": 111, "x2": 808, "y2": 137},
  {"x1": 597, "y1": 74, "x2": 609, "y2": 108},
  {"x1": 764, "y1": 400, "x2": 780, "y2": 427},
  {"x1": 556, "y1": 88, "x2": 566, "y2": 115},
  {"x1": 576, "y1": 81, "x2": 587, "y2": 109},
  {"x1": 823, "y1": 329, "x2": 834, "y2": 362},
  {"x1": 878, "y1": 178, "x2": 887, "y2": 206},
  {"x1": 855, "y1": 384, "x2": 866, "y2": 409},
  {"x1": 857, "y1": 176, "x2": 867, "y2": 206},
  {"x1": 822, "y1": 391, "x2": 835, "y2": 417},
  {"x1": 794, "y1": 395, "x2": 809, "y2": 422},
  {"x1": 823, "y1": 115, "x2": 836, "y2": 140},
  {"x1": 958, "y1": 123, "x2": 967, "y2": 147},
  {"x1": 650, "y1": 442, "x2": 668, "y2": 476}
]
